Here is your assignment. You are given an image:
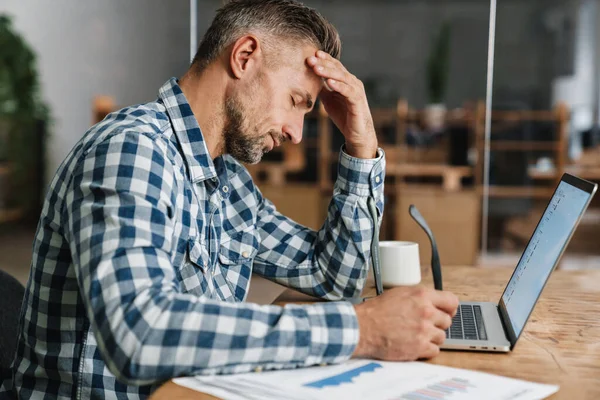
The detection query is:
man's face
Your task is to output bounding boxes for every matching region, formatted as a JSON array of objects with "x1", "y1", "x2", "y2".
[{"x1": 224, "y1": 44, "x2": 322, "y2": 164}]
